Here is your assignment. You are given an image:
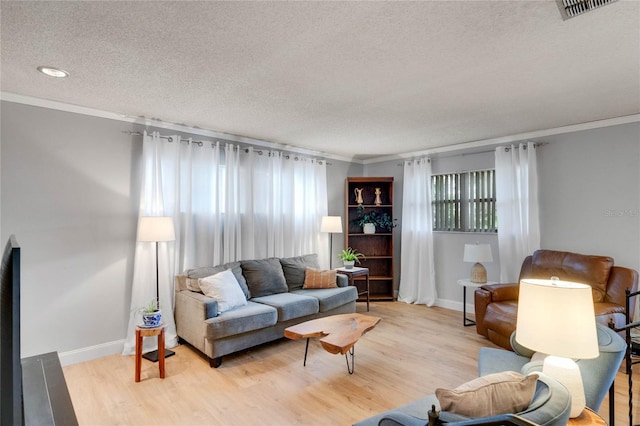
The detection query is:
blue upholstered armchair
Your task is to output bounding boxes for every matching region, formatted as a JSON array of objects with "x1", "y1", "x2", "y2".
[
  {"x1": 478, "y1": 323, "x2": 625, "y2": 424},
  {"x1": 479, "y1": 323, "x2": 625, "y2": 412},
  {"x1": 353, "y1": 372, "x2": 571, "y2": 426}
]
